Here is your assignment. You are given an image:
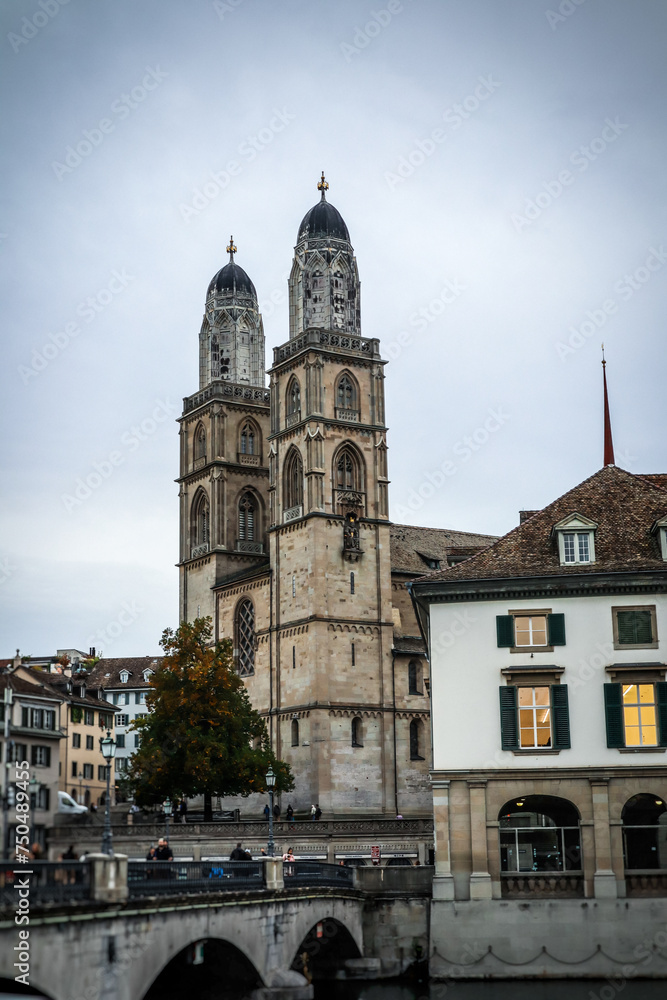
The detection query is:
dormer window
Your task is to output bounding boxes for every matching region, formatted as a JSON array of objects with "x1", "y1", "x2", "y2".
[
  {"x1": 143, "y1": 669, "x2": 152, "y2": 683},
  {"x1": 119, "y1": 670, "x2": 129, "y2": 684},
  {"x1": 553, "y1": 513, "x2": 597, "y2": 566},
  {"x1": 652, "y1": 516, "x2": 667, "y2": 561}
]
